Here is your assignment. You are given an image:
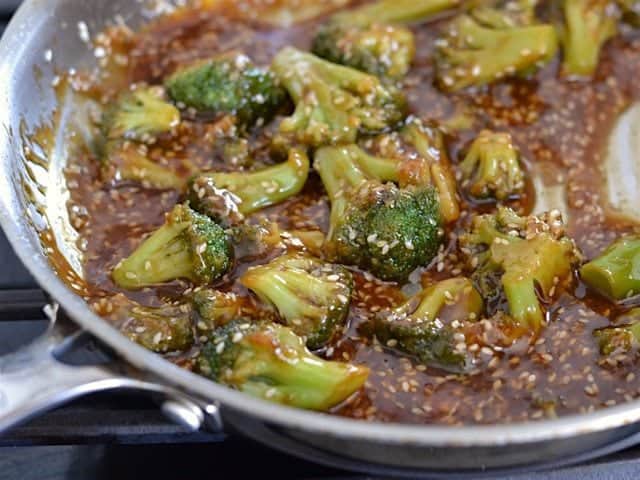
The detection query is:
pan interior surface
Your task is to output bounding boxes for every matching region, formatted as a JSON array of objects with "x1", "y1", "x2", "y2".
[{"x1": 2, "y1": 0, "x2": 640, "y2": 472}]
